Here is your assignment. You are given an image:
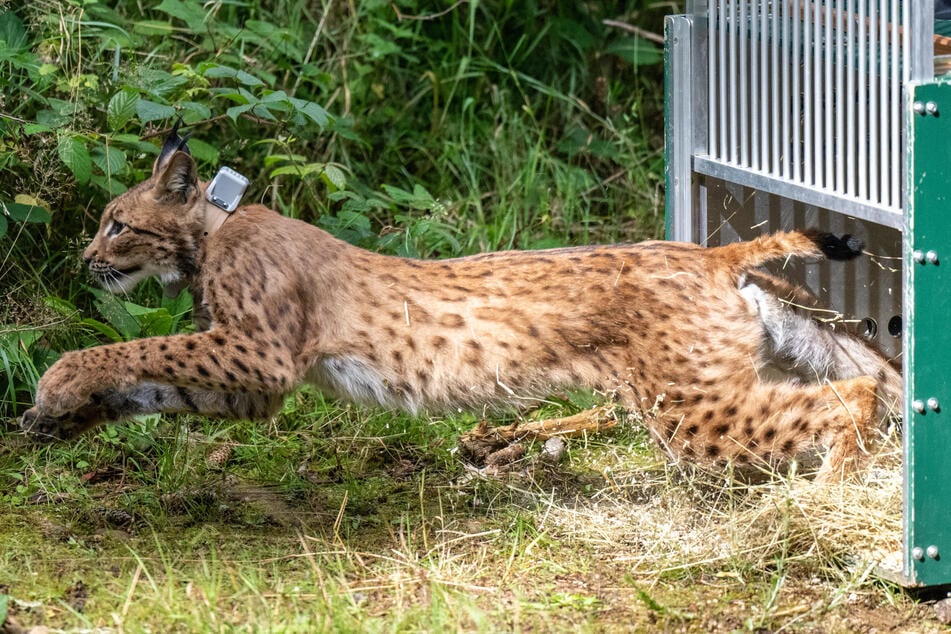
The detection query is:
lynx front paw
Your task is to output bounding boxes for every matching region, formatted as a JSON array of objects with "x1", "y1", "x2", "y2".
[
  {"x1": 20, "y1": 407, "x2": 89, "y2": 442},
  {"x1": 34, "y1": 352, "x2": 113, "y2": 417}
]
